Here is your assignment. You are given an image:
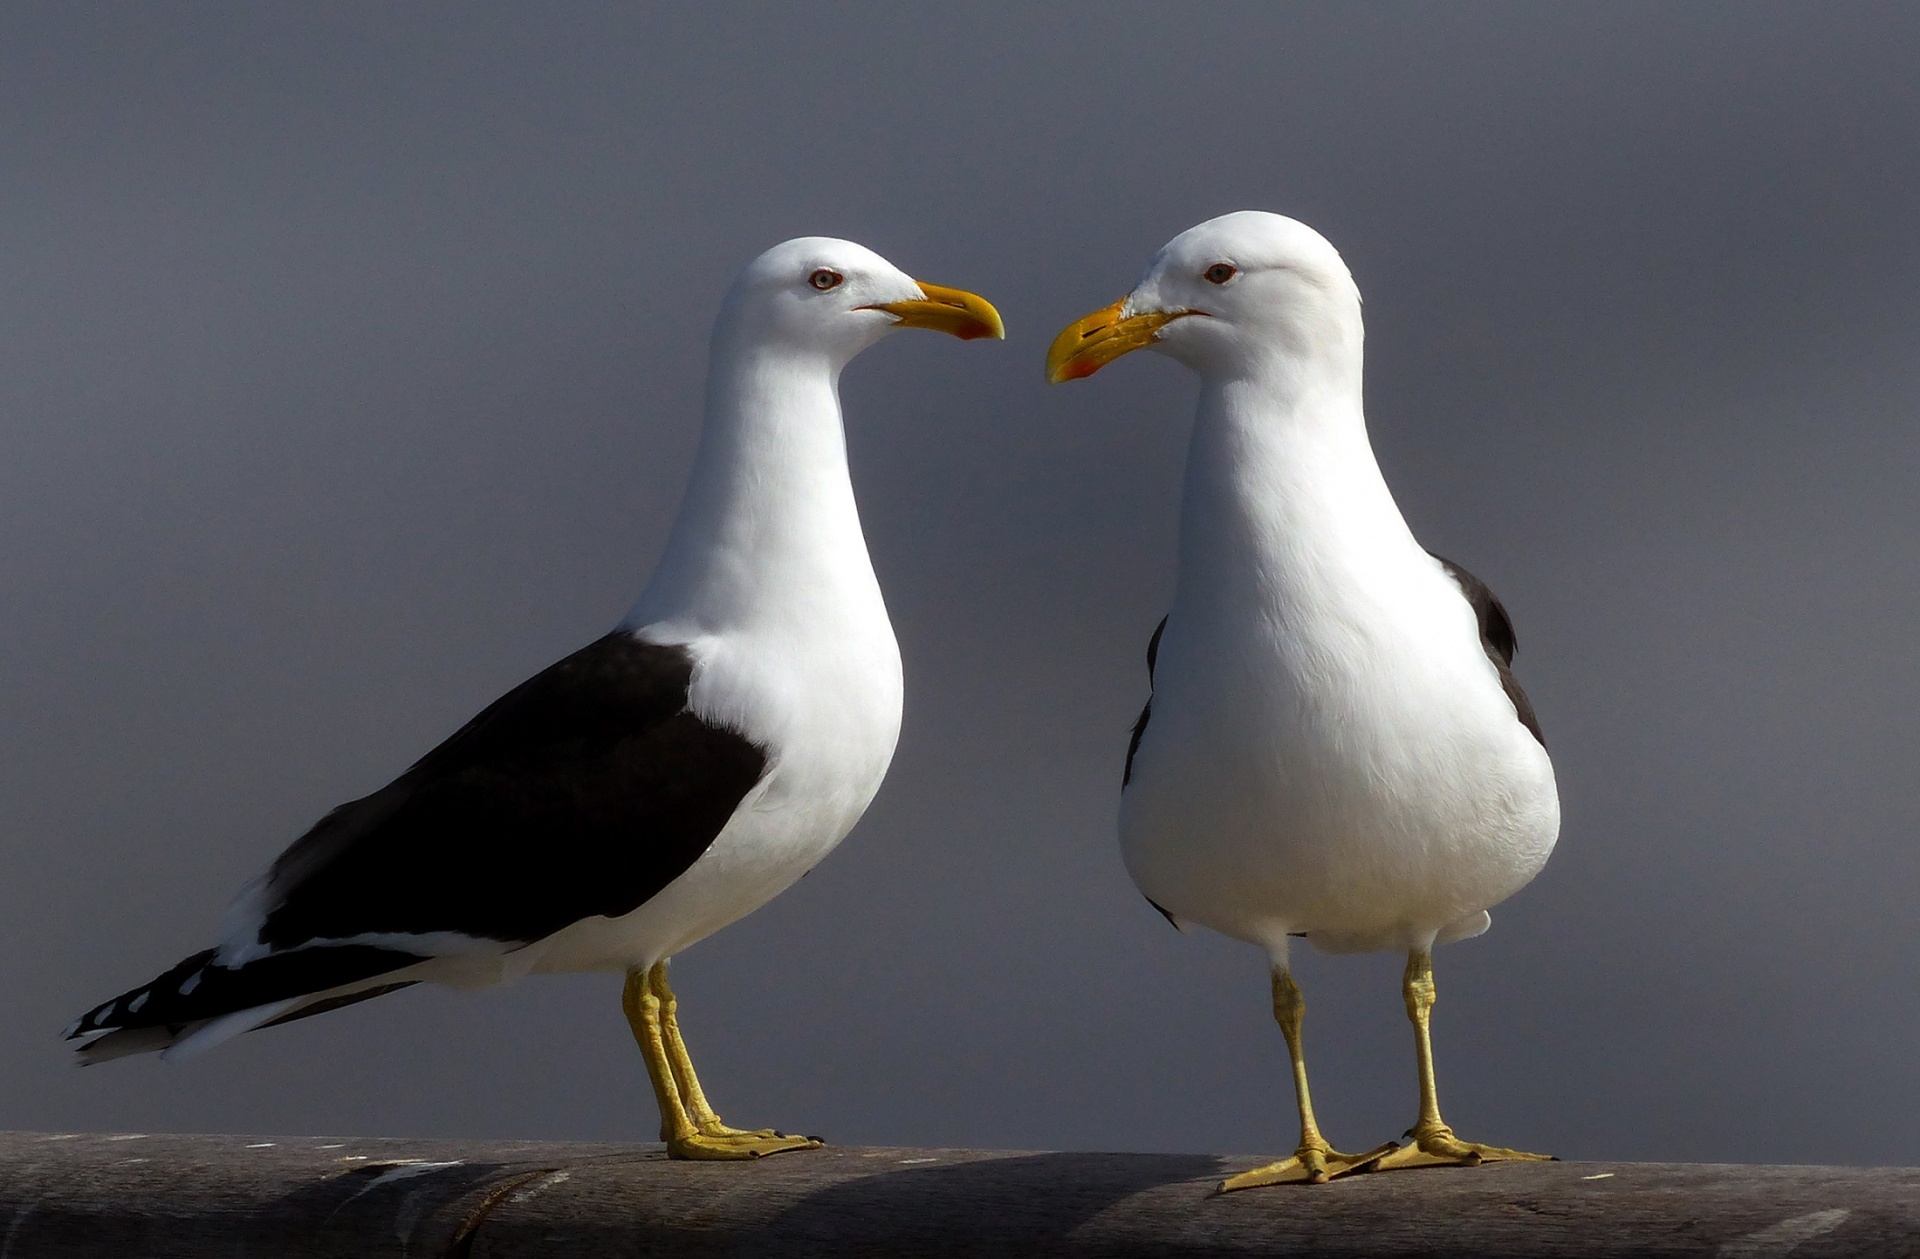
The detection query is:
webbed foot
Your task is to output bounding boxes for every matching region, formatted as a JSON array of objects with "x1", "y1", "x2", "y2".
[
  {"x1": 1369, "y1": 1123, "x2": 1552, "y2": 1172},
  {"x1": 1219, "y1": 1140, "x2": 1399, "y2": 1190},
  {"x1": 666, "y1": 1130, "x2": 823, "y2": 1160}
]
